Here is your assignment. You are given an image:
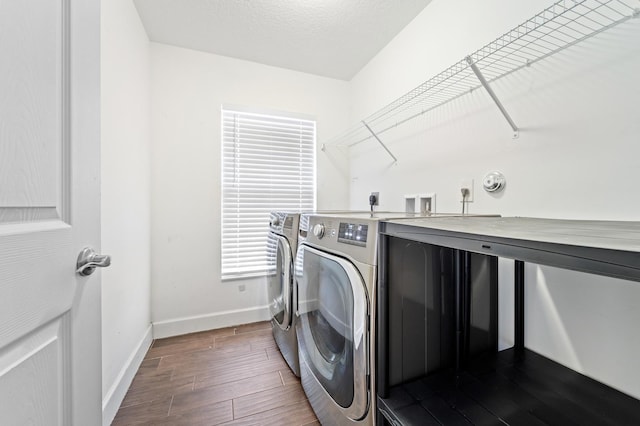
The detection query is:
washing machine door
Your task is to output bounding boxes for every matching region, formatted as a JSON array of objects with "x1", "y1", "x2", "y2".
[
  {"x1": 296, "y1": 244, "x2": 369, "y2": 421},
  {"x1": 267, "y1": 232, "x2": 293, "y2": 330}
]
